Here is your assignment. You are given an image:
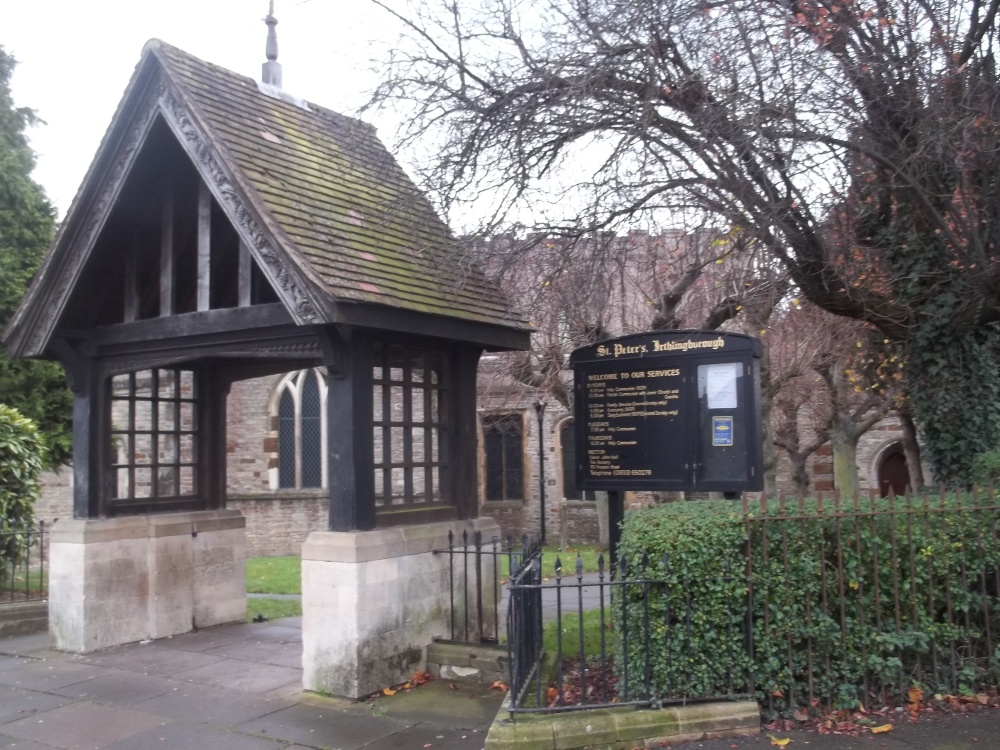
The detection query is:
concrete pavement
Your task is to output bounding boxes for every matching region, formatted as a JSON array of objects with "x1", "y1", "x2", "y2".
[
  {"x1": 0, "y1": 618, "x2": 501, "y2": 750},
  {"x1": 3, "y1": 615, "x2": 1000, "y2": 750}
]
